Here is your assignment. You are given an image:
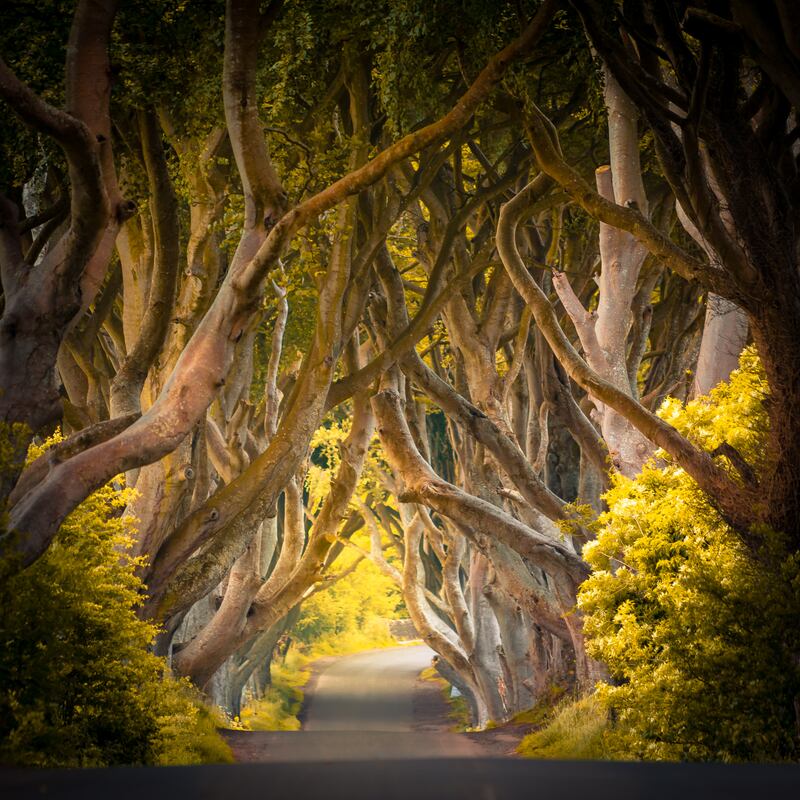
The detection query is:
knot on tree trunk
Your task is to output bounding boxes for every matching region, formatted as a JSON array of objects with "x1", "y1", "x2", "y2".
[{"x1": 116, "y1": 198, "x2": 137, "y2": 222}]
